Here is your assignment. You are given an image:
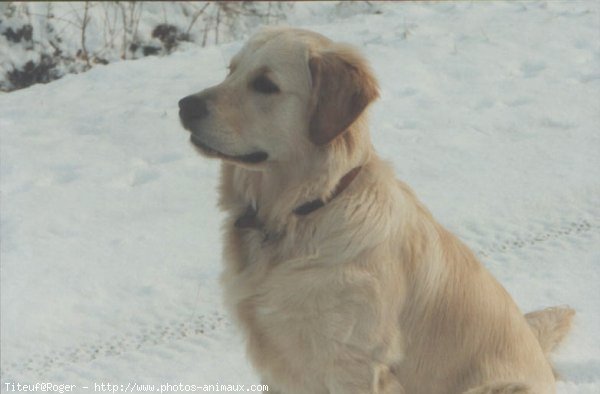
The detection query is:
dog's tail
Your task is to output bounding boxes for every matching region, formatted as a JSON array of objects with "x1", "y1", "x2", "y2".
[{"x1": 525, "y1": 306, "x2": 575, "y2": 356}]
